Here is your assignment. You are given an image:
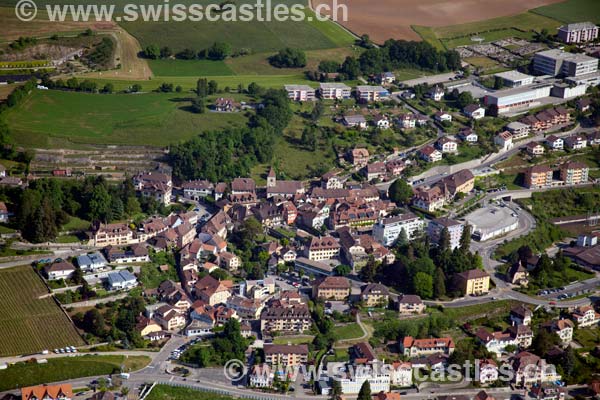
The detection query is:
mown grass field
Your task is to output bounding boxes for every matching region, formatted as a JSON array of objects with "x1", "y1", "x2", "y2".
[
  {"x1": 0, "y1": 355, "x2": 151, "y2": 391},
  {"x1": 146, "y1": 385, "x2": 236, "y2": 400},
  {"x1": 0, "y1": 265, "x2": 84, "y2": 356},
  {"x1": 3, "y1": 90, "x2": 248, "y2": 148},
  {"x1": 531, "y1": 0, "x2": 600, "y2": 24},
  {"x1": 118, "y1": 0, "x2": 354, "y2": 53},
  {"x1": 148, "y1": 59, "x2": 235, "y2": 77},
  {"x1": 332, "y1": 322, "x2": 364, "y2": 341}
]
